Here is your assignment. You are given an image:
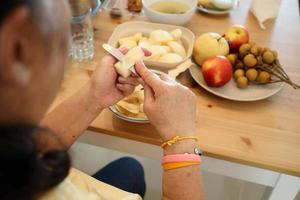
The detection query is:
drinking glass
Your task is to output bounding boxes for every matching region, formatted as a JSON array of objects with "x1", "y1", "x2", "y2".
[{"x1": 70, "y1": 1, "x2": 94, "y2": 61}]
